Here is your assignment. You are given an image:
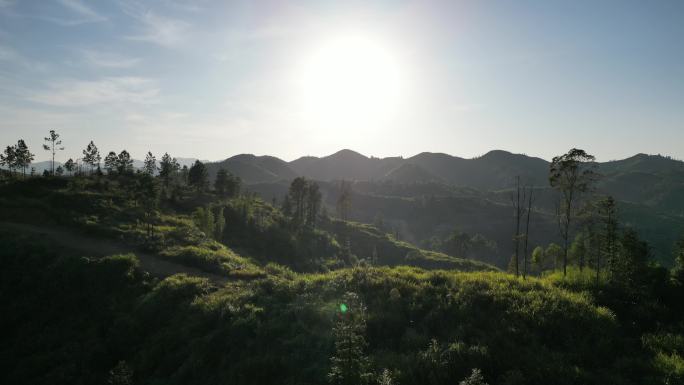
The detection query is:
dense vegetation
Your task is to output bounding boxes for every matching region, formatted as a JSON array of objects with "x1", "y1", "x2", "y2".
[{"x1": 2, "y1": 134, "x2": 684, "y2": 384}]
